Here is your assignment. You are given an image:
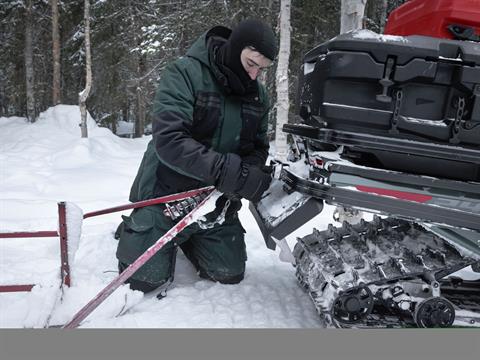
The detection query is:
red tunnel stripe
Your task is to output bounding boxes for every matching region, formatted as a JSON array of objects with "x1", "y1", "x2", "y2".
[{"x1": 356, "y1": 185, "x2": 433, "y2": 203}]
